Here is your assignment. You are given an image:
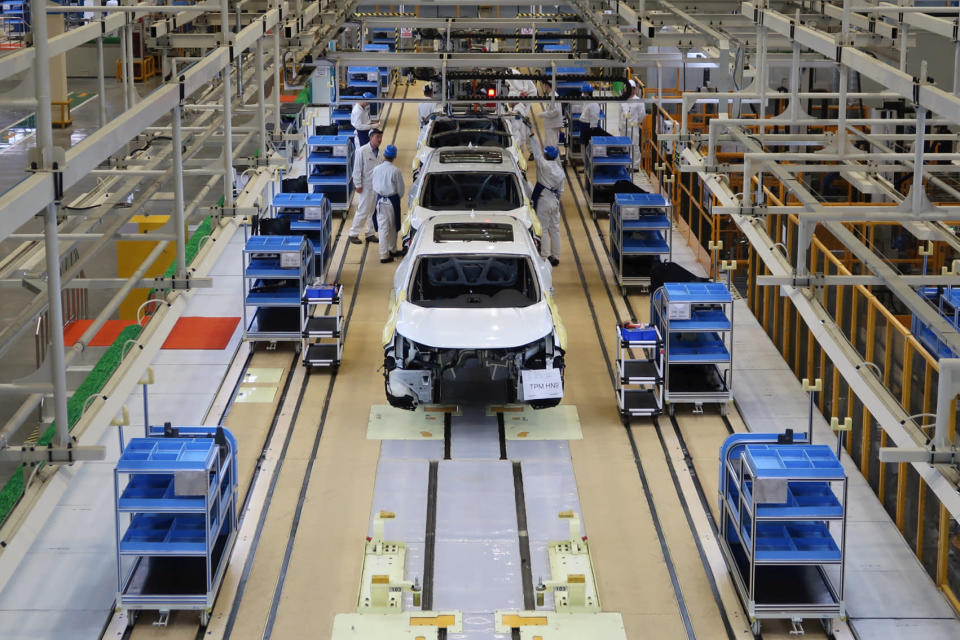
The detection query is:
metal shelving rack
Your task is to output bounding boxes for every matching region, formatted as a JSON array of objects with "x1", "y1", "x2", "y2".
[
  {"x1": 302, "y1": 281, "x2": 343, "y2": 368},
  {"x1": 615, "y1": 324, "x2": 663, "y2": 418},
  {"x1": 718, "y1": 434, "x2": 847, "y2": 635},
  {"x1": 113, "y1": 426, "x2": 238, "y2": 625},
  {"x1": 650, "y1": 282, "x2": 733, "y2": 414},
  {"x1": 306, "y1": 134, "x2": 354, "y2": 213},
  {"x1": 913, "y1": 286, "x2": 959, "y2": 359},
  {"x1": 584, "y1": 136, "x2": 633, "y2": 216},
  {"x1": 272, "y1": 192, "x2": 333, "y2": 277},
  {"x1": 242, "y1": 234, "x2": 314, "y2": 343},
  {"x1": 610, "y1": 193, "x2": 672, "y2": 293}
]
